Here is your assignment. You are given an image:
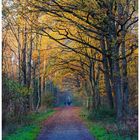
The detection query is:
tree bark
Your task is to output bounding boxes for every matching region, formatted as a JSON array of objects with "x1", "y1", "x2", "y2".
[
  {"x1": 100, "y1": 37, "x2": 114, "y2": 109},
  {"x1": 112, "y1": 44, "x2": 123, "y2": 120},
  {"x1": 121, "y1": 25, "x2": 129, "y2": 116},
  {"x1": 22, "y1": 24, "x2": 27, "y2": 85},
  {"x1": 36, "y1": 36, "x2": 41, "y2": 111},
  {"x1": 17, "y1": 26, "x2": 21, "y2": 83},
  {"x1": 27, "y1": 27, "x2": 33, "y2": 89}
]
